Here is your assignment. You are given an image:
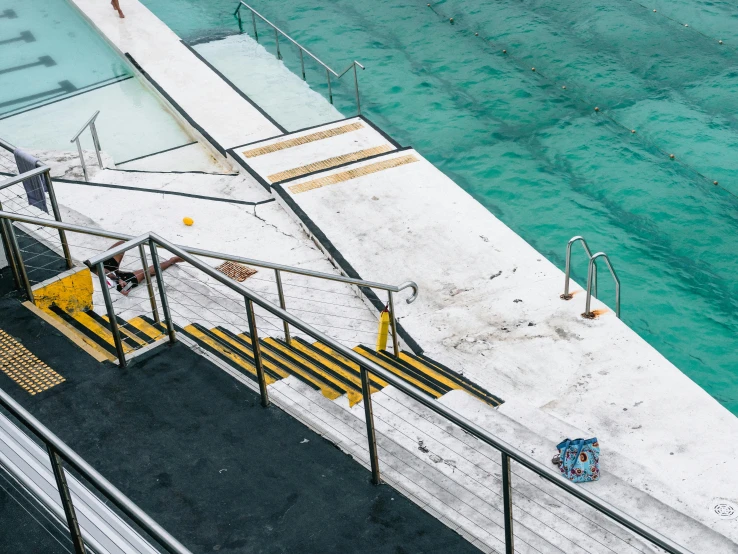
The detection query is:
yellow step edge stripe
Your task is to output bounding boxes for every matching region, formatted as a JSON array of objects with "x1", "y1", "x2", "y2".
[
  {"x1": 242, "y1": 121, "x2": 363, "y2": 158},
  {"x1": 311, "y1": 343, "x2": 388, "y2": 389},
  {"x1": 101, "y1": 316, "x2": 149, "y2": 347},
  {"x1": 395, "y1": 353, "x2": 465, "y2": 393},
  {"x1": 290, "y1": 341, "x2": 382, "y2": 398},
  {"x1": 183, "y1": 325, "x2": 274, "y2": 383},
  {"x1": 24, "y1": 302, "x2": 112, "y2": 363},
  {"x1": 289, "y1": 154, "x2": 419, "y2": 194},
  {"x1": 71, "y1": 312, "x2": 134, "y2": 354},
  {"x1": 260, "y1": 338, "x2": 348, "y2": 402},
  {"x1": 127, "y1": 317, "x2": 166, "y2": 341},
  {"x1": 267, "y1": 144, "x2": 393, "y2": 183},
  {"x1": 208, "y1": 329, "x2": 289, "y2": 380},
  {"x1": 353, "y1": 347, "x2": 442, "y2": 399},
  {"x1": 397, "y1": 352, "x2": 497, "y2": 405}
]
